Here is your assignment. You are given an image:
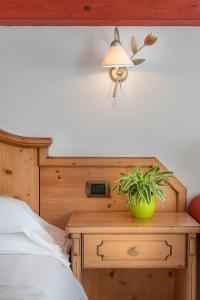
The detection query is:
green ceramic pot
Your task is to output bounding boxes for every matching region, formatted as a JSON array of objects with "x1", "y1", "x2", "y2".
[{"x1": 129, "y1": 195, "x2": 156, "y2": 219}]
